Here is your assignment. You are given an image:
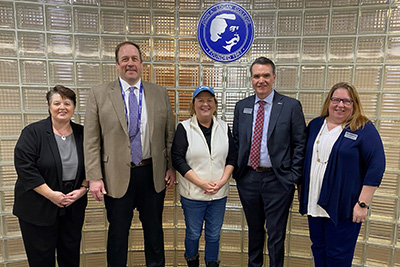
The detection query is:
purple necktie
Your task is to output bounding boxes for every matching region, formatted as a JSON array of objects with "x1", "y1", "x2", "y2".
[{"x1": 129, "y1": 87, "x2": 142, "y2": 165}]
